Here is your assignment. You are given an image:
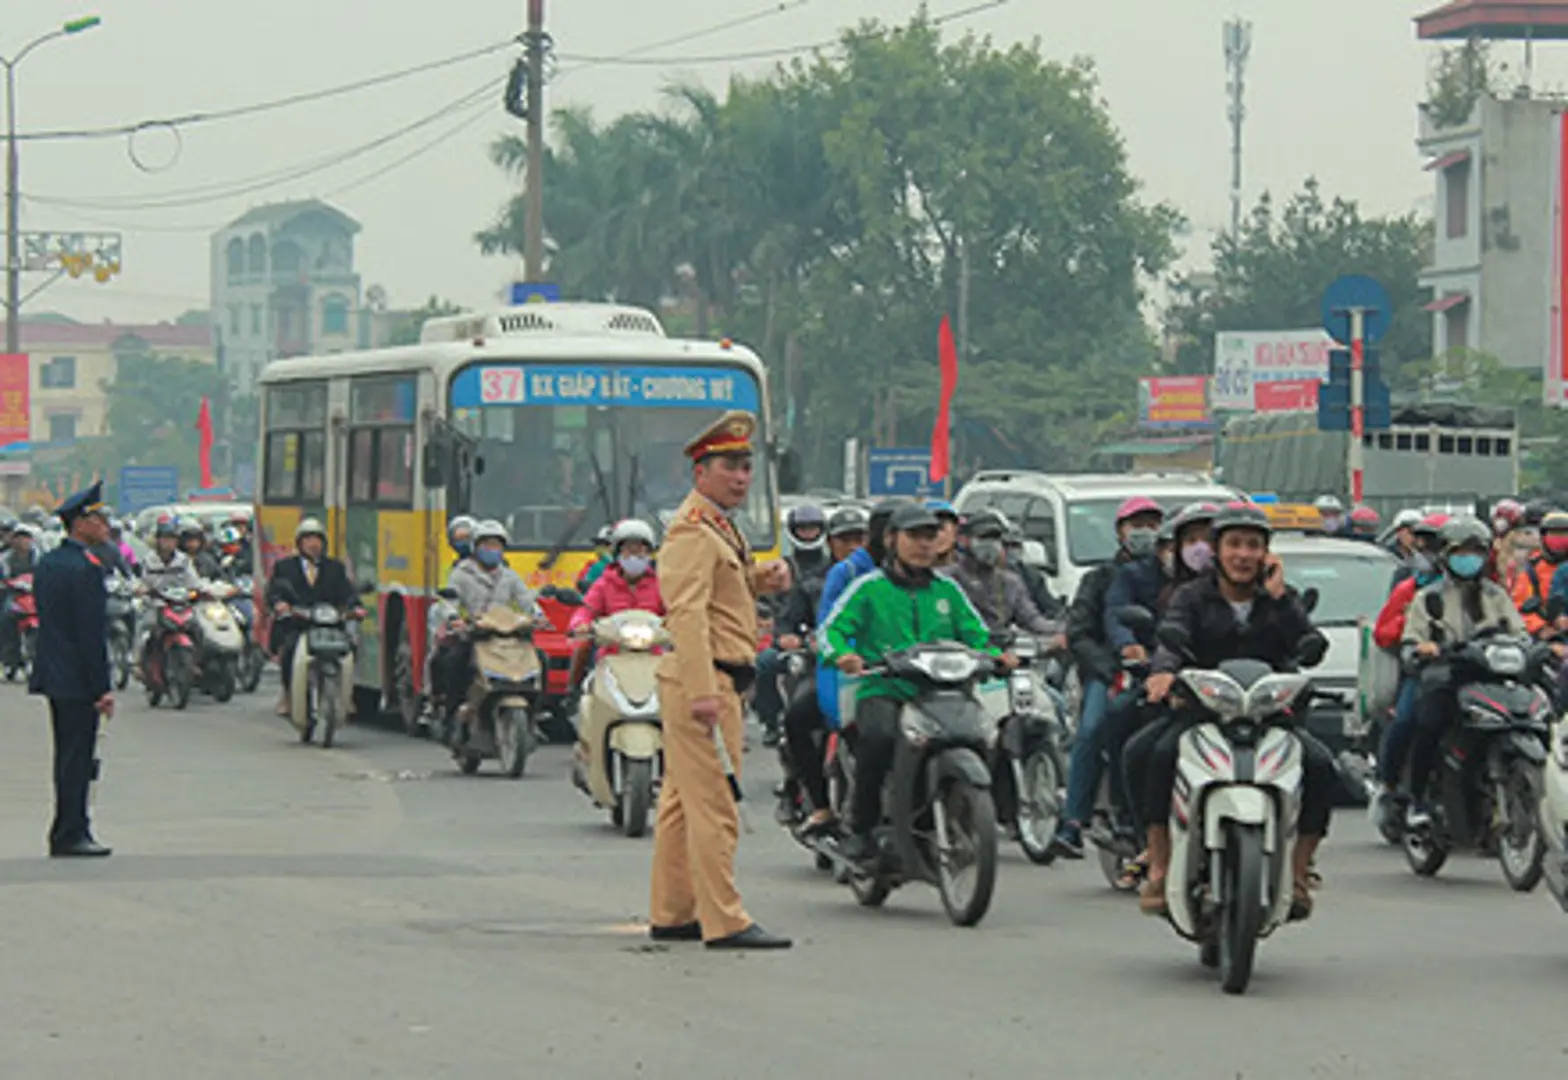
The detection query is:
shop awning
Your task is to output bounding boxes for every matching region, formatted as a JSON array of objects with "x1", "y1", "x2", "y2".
[
  {"x1": 1424, "y1": 292, "x2": 1472, "y2": 313},
  {"x1": 1424, "y1": 149, "x2": 1472, "y2": 171}
]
